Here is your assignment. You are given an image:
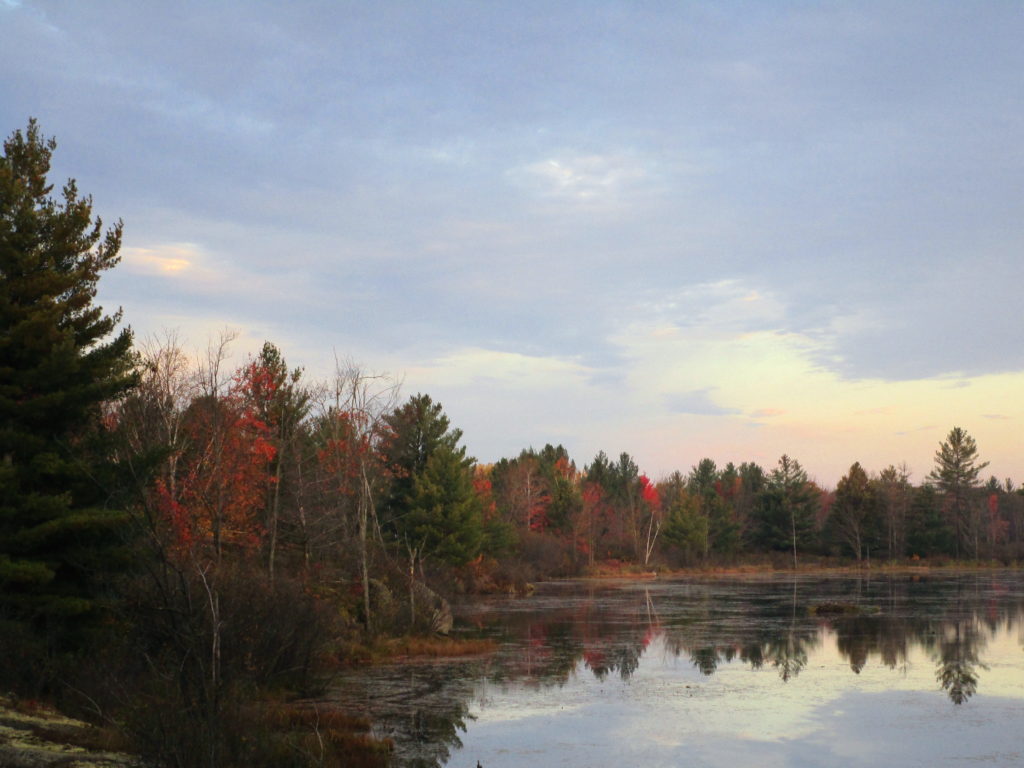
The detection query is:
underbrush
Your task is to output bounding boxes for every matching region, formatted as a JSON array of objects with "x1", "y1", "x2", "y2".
[{"x1": 43, "y1": 559, "x2": 396, "y2": 768}]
